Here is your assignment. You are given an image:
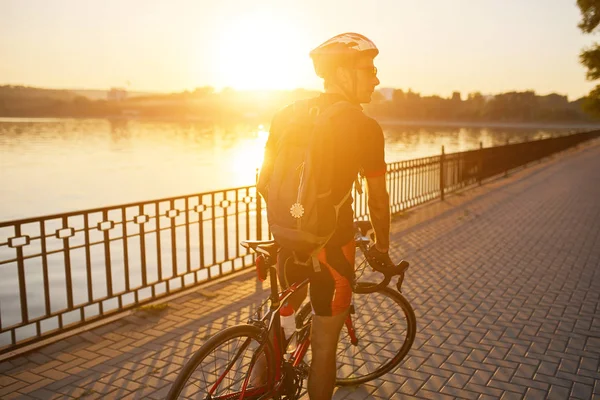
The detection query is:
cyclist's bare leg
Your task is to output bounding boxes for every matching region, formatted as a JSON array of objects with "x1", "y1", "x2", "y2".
[{"x1": 308, "y1": 307, "x2": 349, "y2": 399}]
